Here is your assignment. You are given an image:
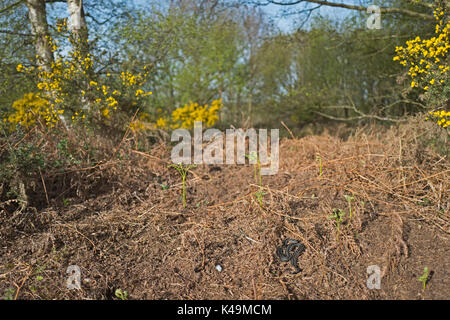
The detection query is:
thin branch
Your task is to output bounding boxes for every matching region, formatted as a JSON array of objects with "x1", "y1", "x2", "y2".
[
  {"x1": 0, "y1": 29, "x2": 33, "y2": 36},
  {"x1": 314, "y1": 110, "x2": 407, "y2": 122},
  {"x1": 0, "y1": 0, "x2": 25, "y2": 16},
  {"x1": 261, "y1": 0, "x2": 434, "y2": 20}
]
